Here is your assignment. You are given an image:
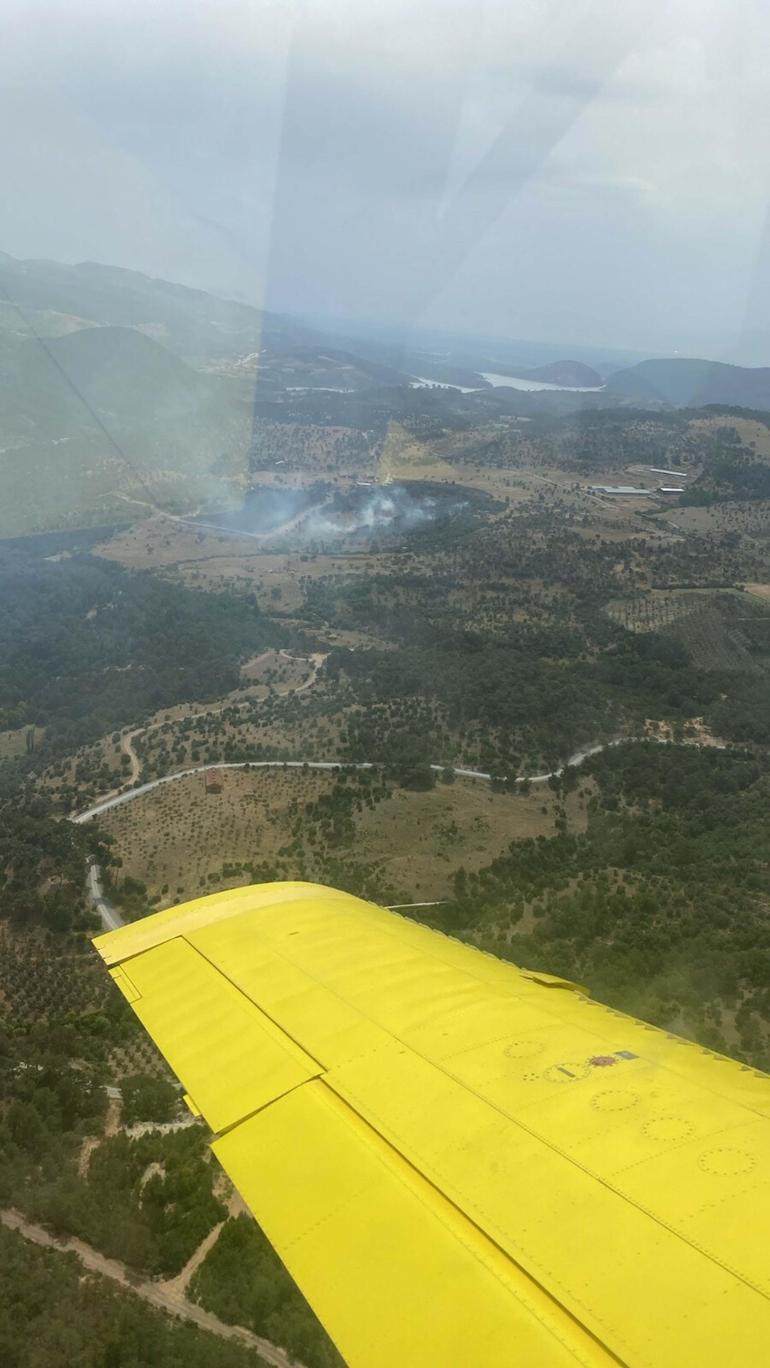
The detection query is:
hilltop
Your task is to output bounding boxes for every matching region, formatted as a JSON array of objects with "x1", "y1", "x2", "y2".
[
  {"x1": 0, "y1": 251, "x2": 317, "y2": 359},
  {"x1": 606, "y1": 357, "x2": 770, "y2": 410}
]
